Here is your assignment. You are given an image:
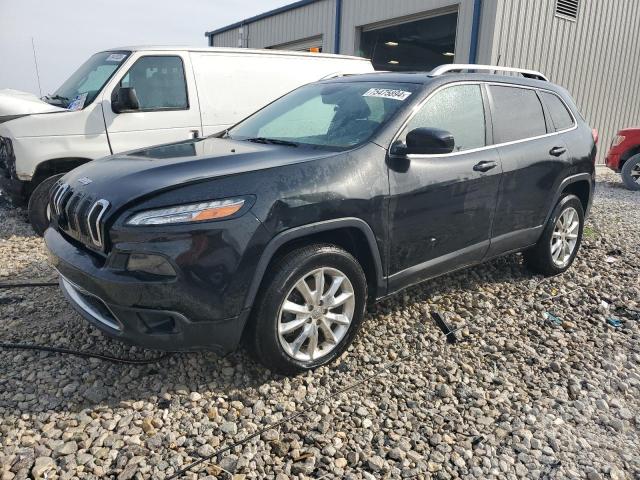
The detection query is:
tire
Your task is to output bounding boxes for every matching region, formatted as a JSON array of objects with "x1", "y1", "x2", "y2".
[
  {"x1": 28, "y1": 174, "x2": 64, "y2": 236},
  {"x1": 621, "y1": 154, "x2": 640, "y2": 191},
  {"x1": 524, "y1": 194, "x2": 584, "y2": 276},
  {"x1": 248, "y1": 244, "x2": 367, "y2": 374}
]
